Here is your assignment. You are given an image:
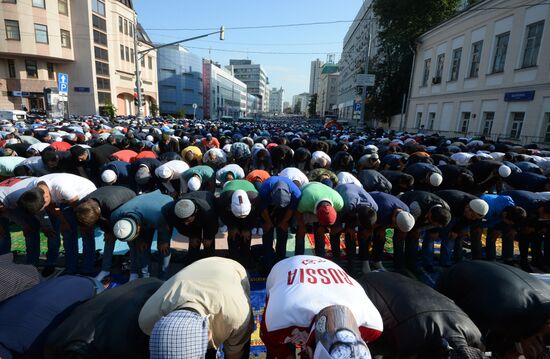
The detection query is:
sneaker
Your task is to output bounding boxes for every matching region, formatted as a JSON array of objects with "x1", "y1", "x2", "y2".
[
  {"x1": 371, "y1": 261, "x2": 387, "y2": 271},
  {"x1": 257, "y1": 228, "x2": 263, "y2": 236},
  {"x1": 42, "y1": 266, "x2": 55, "y2": 278},
  {"x1": 218, "y1": 225, "x2": 228, "y2": 234},
  {"x1": 251, "y1": 228, "x2": 258, "y2": 236}
]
